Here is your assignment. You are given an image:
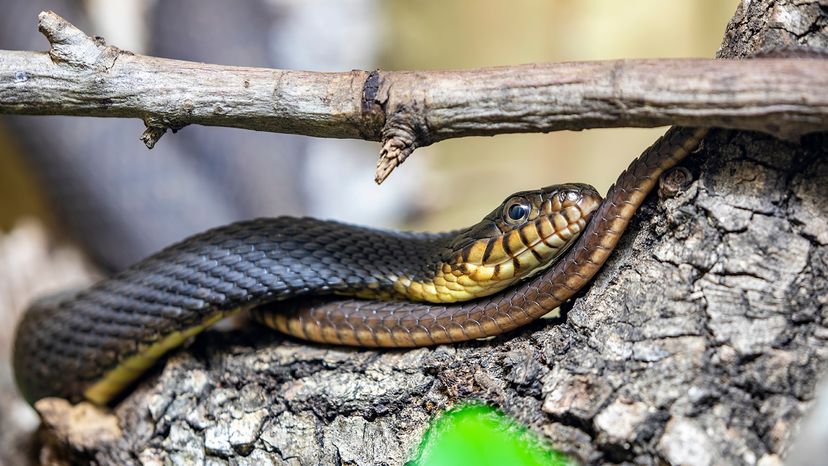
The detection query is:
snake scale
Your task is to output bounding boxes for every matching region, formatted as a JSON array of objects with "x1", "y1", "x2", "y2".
[{"x1": 13, "y1": 127, "x2": 707, "y2": 405}]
